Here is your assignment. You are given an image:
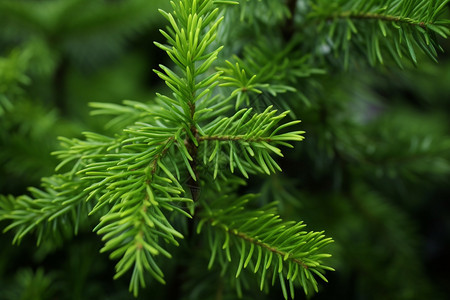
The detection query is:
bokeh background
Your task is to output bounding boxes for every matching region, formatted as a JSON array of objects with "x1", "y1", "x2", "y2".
[{"x1": 0, "y1": 1, "x2": 449, "y2": 299}]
